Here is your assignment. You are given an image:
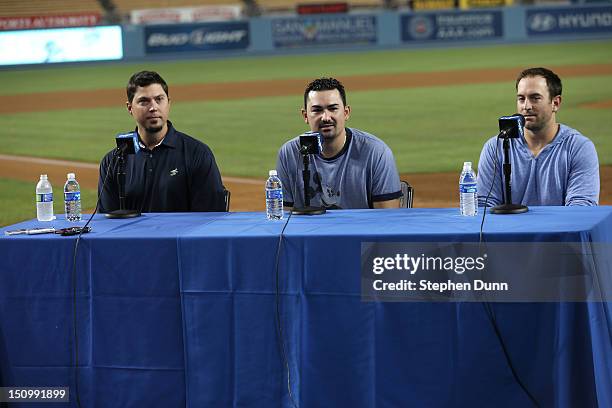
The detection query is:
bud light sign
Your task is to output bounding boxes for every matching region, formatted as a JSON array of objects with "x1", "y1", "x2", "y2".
[
  {"x1": 145, "y1": 22, "x2": 249, "y2": 54},
  {"x1": 401, "y1": 11, "x2": 502, "y2": 42},
  {"x1": 526, "y1": 6, "x2": 612, "y2": 36}
]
